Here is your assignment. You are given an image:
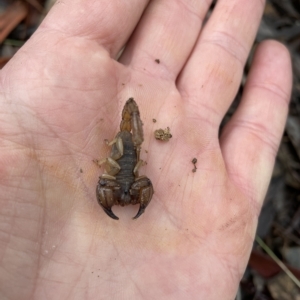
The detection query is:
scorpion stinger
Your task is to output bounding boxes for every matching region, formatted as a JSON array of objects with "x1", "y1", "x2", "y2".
[{"x1": 96, "y1": 98, "x2": 154, "y2": 220}]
